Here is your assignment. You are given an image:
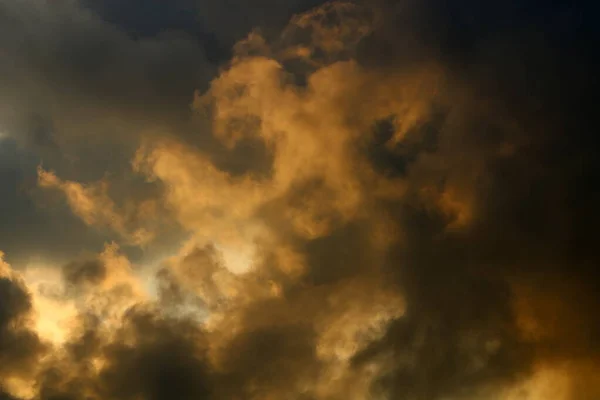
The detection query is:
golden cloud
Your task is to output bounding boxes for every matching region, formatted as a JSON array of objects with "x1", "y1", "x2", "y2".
[{"x1": 1, "y1": 1, "x2": 595, "y2": 400}]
